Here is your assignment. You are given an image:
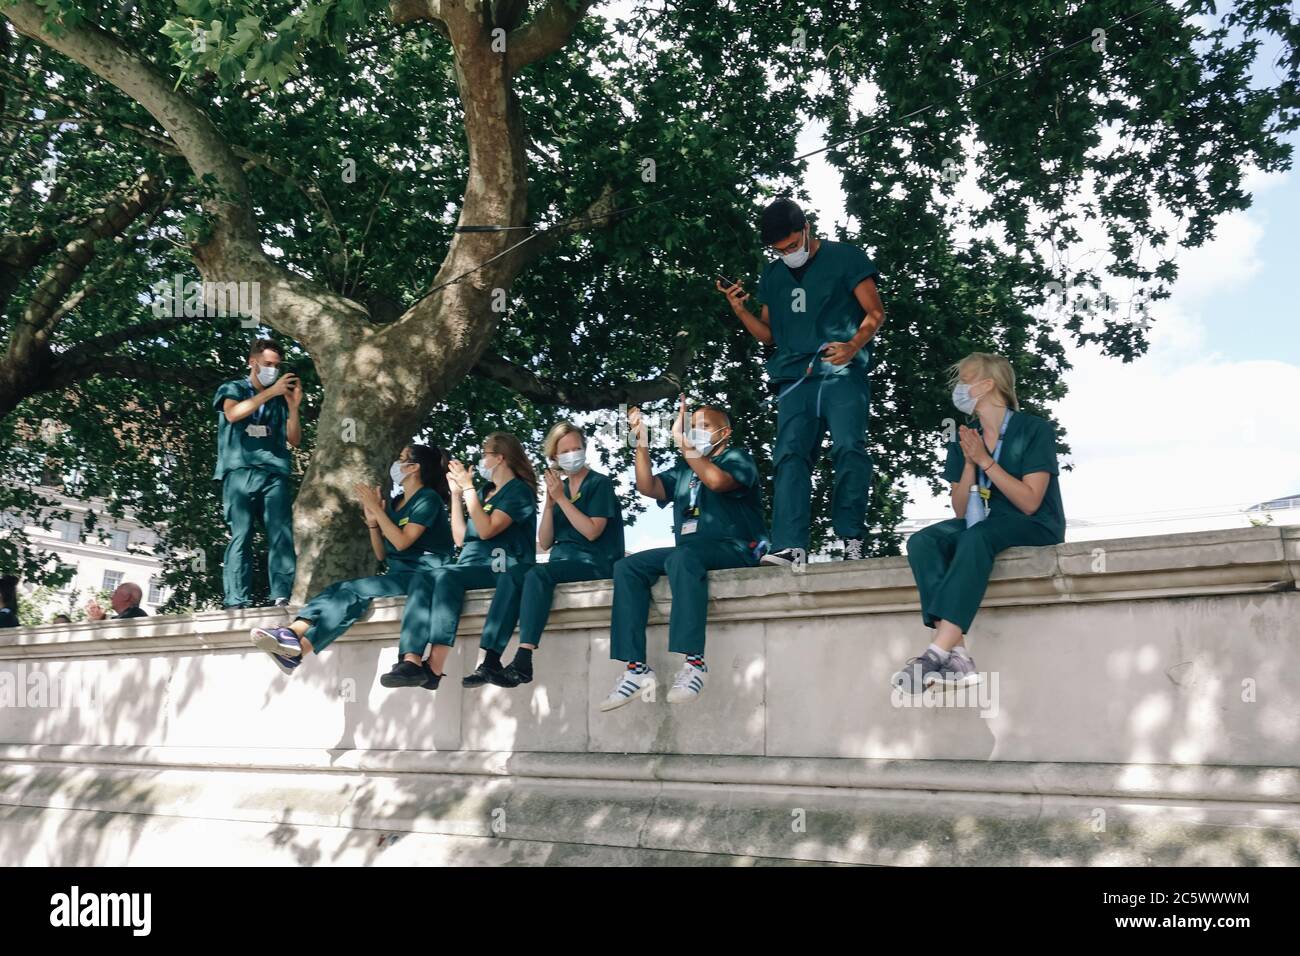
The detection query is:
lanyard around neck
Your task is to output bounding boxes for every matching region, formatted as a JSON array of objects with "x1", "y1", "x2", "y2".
[{"x1": 977, "y1": 410, "x2": 1012, "y2": 492}]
